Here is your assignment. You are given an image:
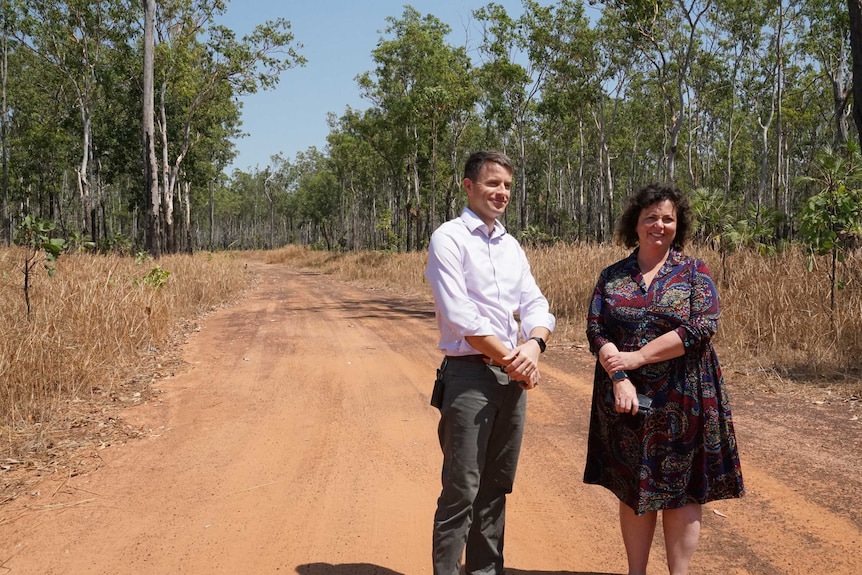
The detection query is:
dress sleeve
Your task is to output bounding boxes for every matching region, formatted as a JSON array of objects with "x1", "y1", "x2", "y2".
[
  {"x1": 586, "y1": 270, "x2": 612, "y2": 354},
  {"x1": 673, "y1": 258, "x2": 720, "y2": 348}
]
